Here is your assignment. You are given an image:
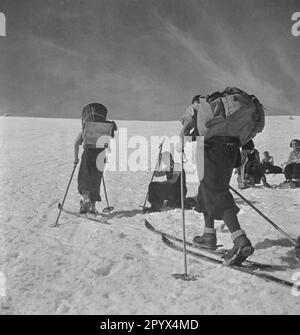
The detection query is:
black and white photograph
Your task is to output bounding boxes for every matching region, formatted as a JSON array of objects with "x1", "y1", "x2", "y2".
[{"x1": 0, "y1": 0, "x2": 300, "y2": 316}]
